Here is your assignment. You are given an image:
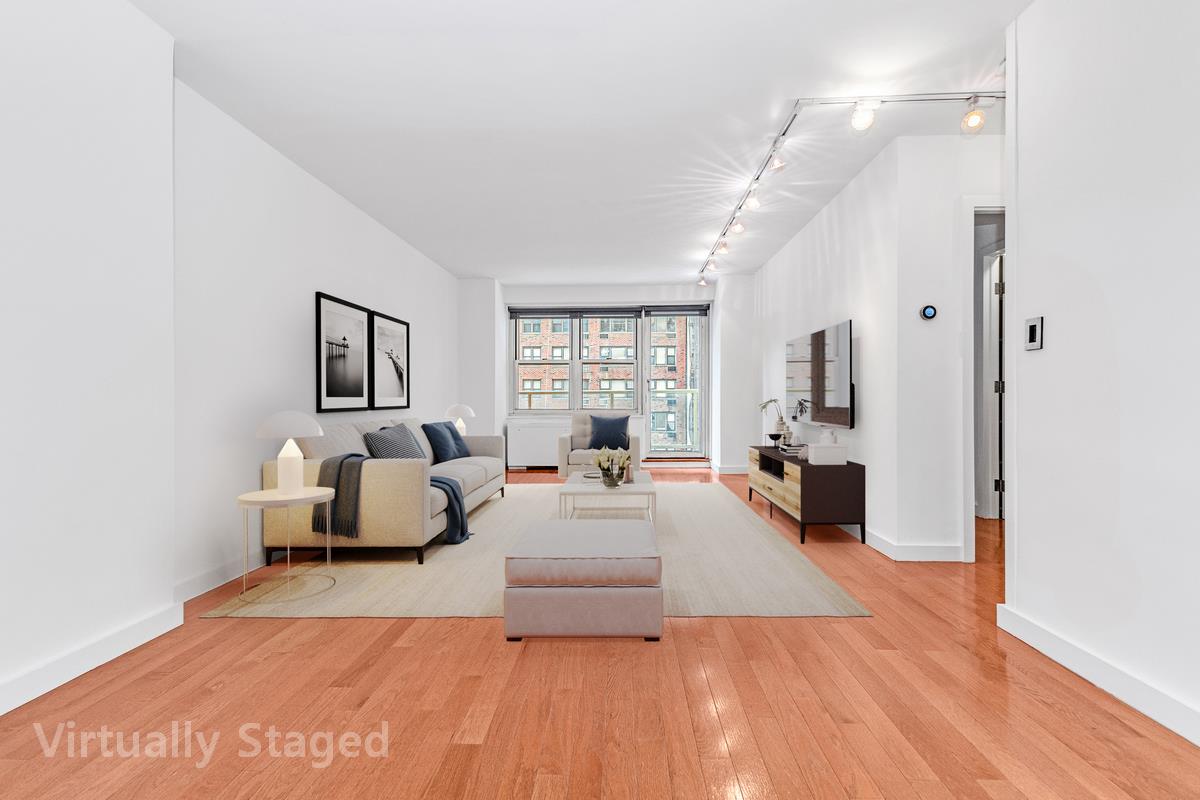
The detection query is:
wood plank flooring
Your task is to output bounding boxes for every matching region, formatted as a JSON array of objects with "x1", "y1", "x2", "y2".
[{"x1": 0, "y1": 469, "x2": 1196, "y2": 798}]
